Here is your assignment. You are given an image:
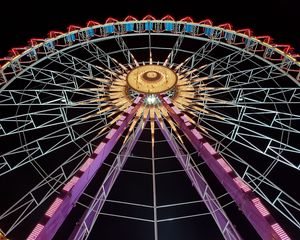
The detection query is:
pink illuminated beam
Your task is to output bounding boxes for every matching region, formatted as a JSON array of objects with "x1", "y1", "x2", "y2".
[
  {"x1": 26, "y1": 97, "x2": 142, "y2": 240},
  {"x1": 68, "y1": 119, "x2": 145, "y2": 239},
  {"x1": 157, "y1": 118, "x2": 242, "y2": 240},
  {"x1": 160, "y1": 95, "x2": 290, "y2": 240}
]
